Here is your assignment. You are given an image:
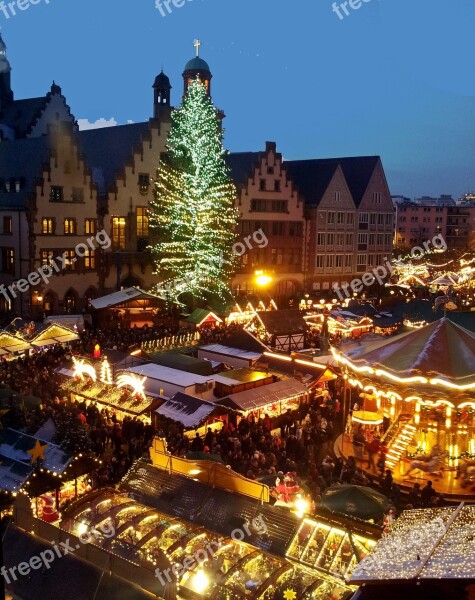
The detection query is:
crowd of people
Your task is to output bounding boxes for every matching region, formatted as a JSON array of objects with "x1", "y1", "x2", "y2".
[{"x1": 0, "y1": 317, "x2": 451, "y2": 524}]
